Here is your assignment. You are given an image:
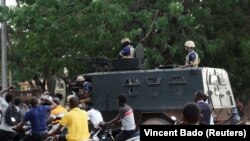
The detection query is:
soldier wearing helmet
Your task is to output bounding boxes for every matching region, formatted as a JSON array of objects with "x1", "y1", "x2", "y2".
[
  {"x1": 180, "y1": 40, "x2": 200, "y2": 68},
  {"x1": 118, "y1": 38, "x2": 135, "y2": 59},
  {"x1": 76, "y1": 75, "x2": 92, "y2": 104}
]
